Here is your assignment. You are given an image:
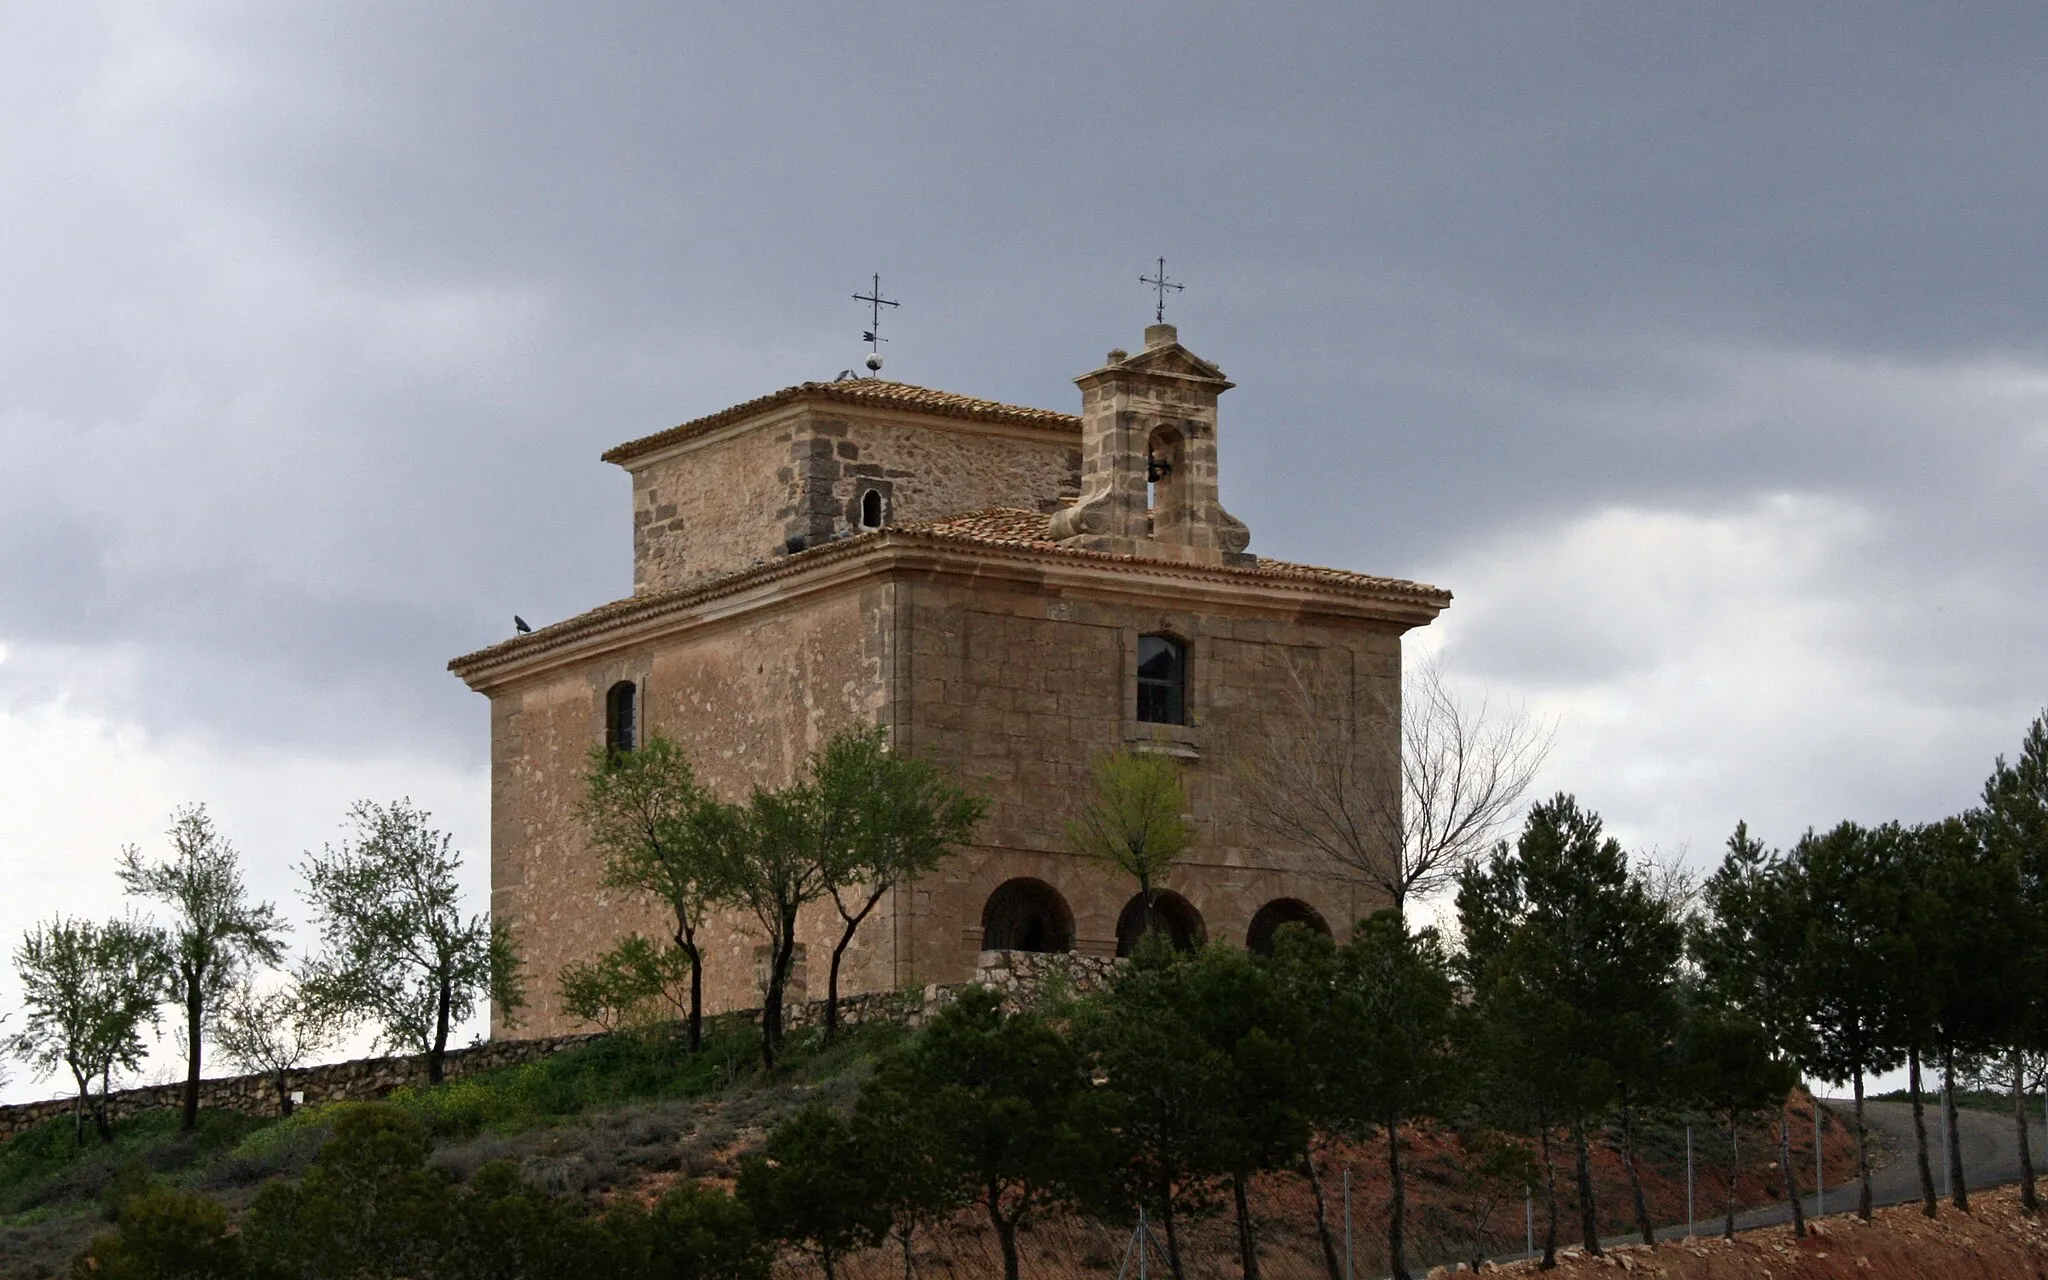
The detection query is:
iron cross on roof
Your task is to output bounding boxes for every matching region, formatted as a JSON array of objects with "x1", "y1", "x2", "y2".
[
  {"x1": 853, "y1": 272, "x2": 899, "y2": 362},
  {"x1": 1140, "y1": 257, "x2": 1183, "y2": 324}
]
